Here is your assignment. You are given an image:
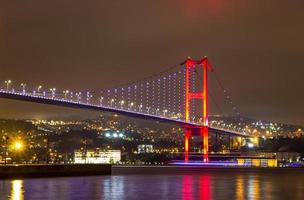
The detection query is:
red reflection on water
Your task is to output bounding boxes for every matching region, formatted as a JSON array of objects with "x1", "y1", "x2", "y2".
[
  {"x1": 199, "y1": 175, "x2": 212, "y2": 200},
  {"x1": 182, "y1": 176, "x2": 193, "y2": 200},
  {"x1": 182, "y1": 175, "x2": 212, "y2": 200}
]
